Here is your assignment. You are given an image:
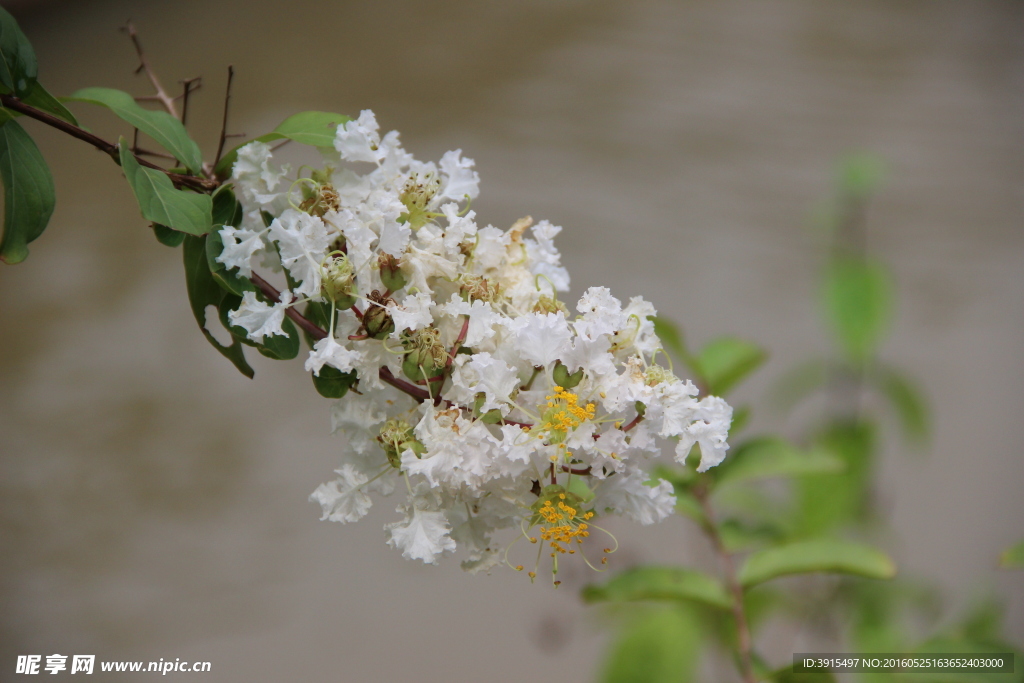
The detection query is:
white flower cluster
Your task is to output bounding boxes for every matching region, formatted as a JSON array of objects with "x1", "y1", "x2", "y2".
[{"x1": 219, "y1": 110, "x2": 732, "y2": 578}]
